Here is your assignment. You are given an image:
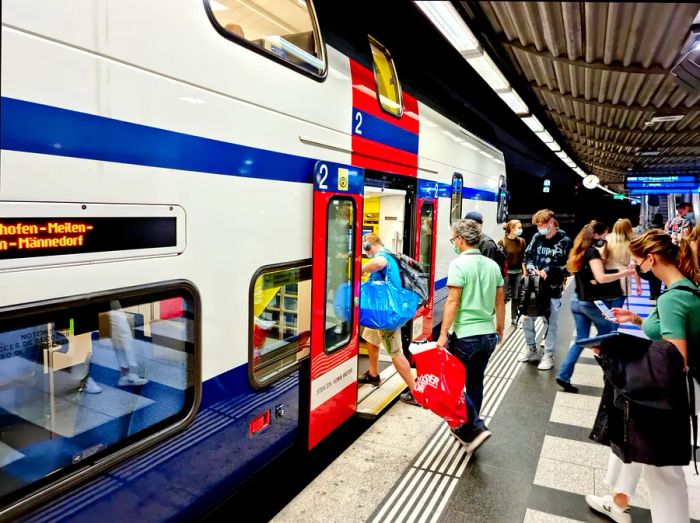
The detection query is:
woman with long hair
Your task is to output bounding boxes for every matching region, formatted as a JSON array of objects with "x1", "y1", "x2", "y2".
[
  {"x1": 556, "y1": 221, "x2": 634, "y2": 393},
  {"x1": 603, "y1": 218, "x2": 643, "y2": 298},
  {"x1": 586, "y1": 230, "x2": 700, "y2": 522},
  {"x1": 498, "y1": 219, "x2": 526, "y2": 325}
]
